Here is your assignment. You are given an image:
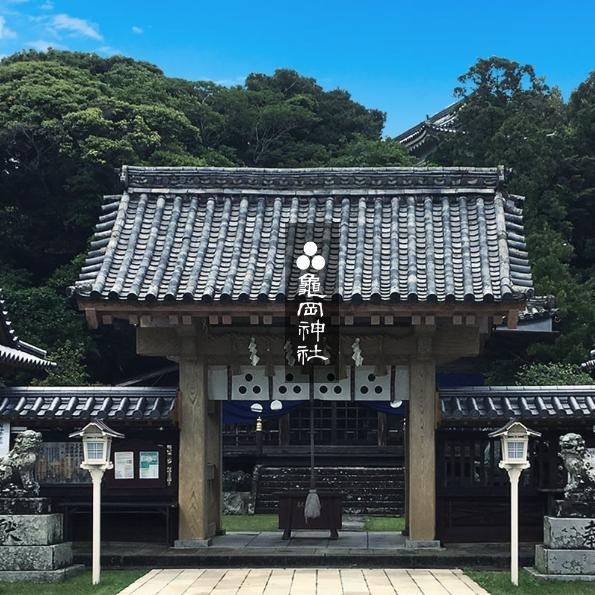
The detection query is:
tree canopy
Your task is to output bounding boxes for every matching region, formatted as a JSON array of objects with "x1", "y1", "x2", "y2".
[
  {"x1": 0, "y1": 50, "x2": 412, "y2": 385},
  {"x1": 0, "y1": 50, "x2": 593, "y2": 386},
  {"x1": 434, "y1": 57, "x2": 595, "y2": 371}
]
